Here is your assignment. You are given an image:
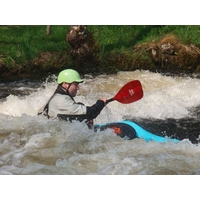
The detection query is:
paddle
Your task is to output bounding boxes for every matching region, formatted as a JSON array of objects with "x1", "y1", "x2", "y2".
[{"x1": 106, "y1": 80, "x2": 143, "y2": 104}]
